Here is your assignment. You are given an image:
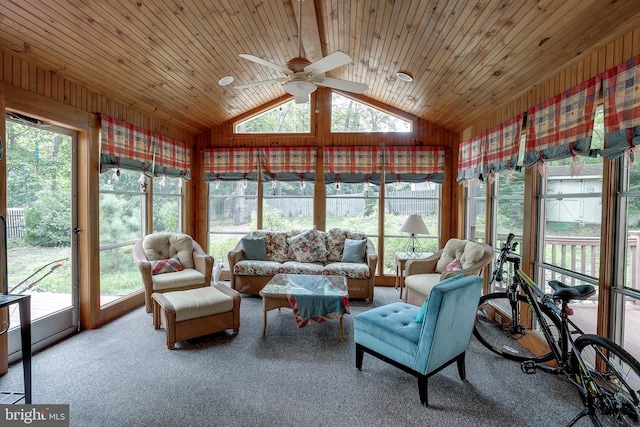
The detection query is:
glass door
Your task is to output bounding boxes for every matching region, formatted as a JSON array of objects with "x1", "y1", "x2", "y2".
[{"x1": 4, "y1": 113, "x2": 78, "y2": 360}]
